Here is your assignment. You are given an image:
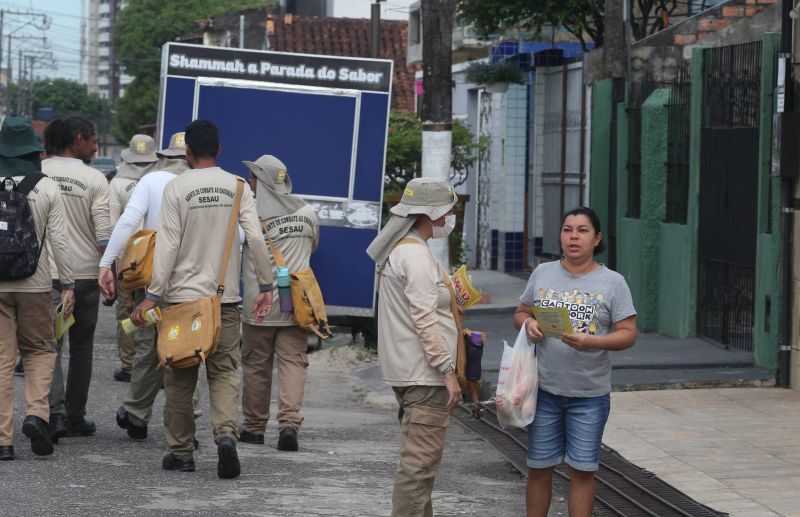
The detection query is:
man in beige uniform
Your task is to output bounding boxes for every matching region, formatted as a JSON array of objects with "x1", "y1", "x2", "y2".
[
  {"x1": 132, "y1": 120, "x2": 274, "y2": 479},
  {"x1": 0, "y1": 118, "x2": 75, "y2": 460},
  {"x1": 109, "y1": 134, "x2": 159, "y2": 383},
  {"x1": 99, "y1": 132, "x2": 192, "y2": 440},
  {"x1": 366, "y1": 178, "x2": 462, "y2": 517},
  {"x1": 43, "y1": 116, "x2": 111, "y2": 440},
  {"x1": 240, "y1": 155, "x2": 319, "y2": 451}
]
